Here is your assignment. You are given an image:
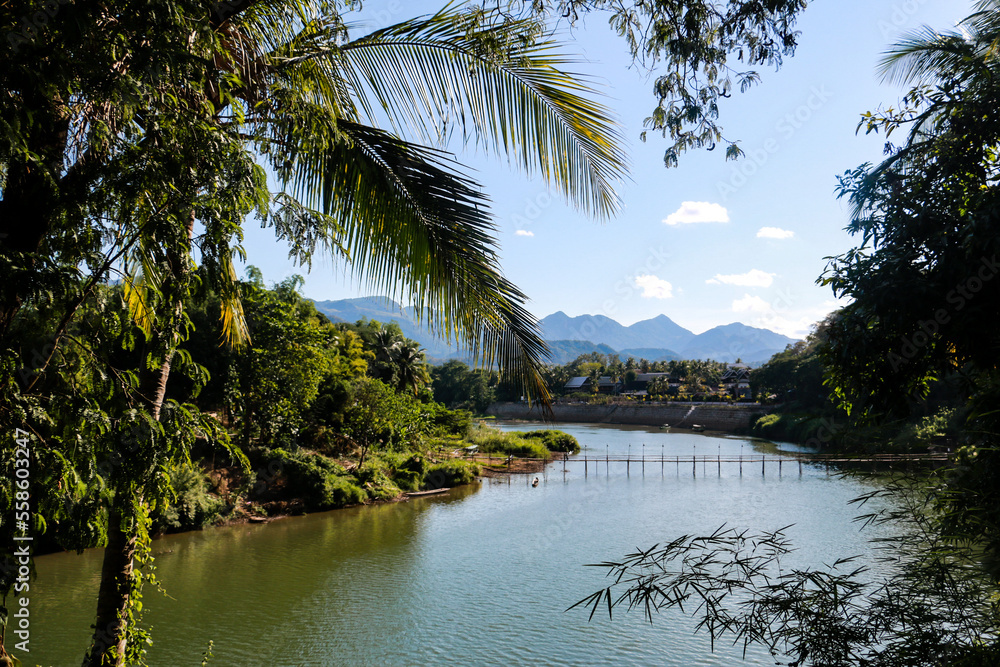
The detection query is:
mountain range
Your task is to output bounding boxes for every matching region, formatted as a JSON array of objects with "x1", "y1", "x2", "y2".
[{"x1": 311, "y1": 298, "x2": 798, "y2": 365}]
